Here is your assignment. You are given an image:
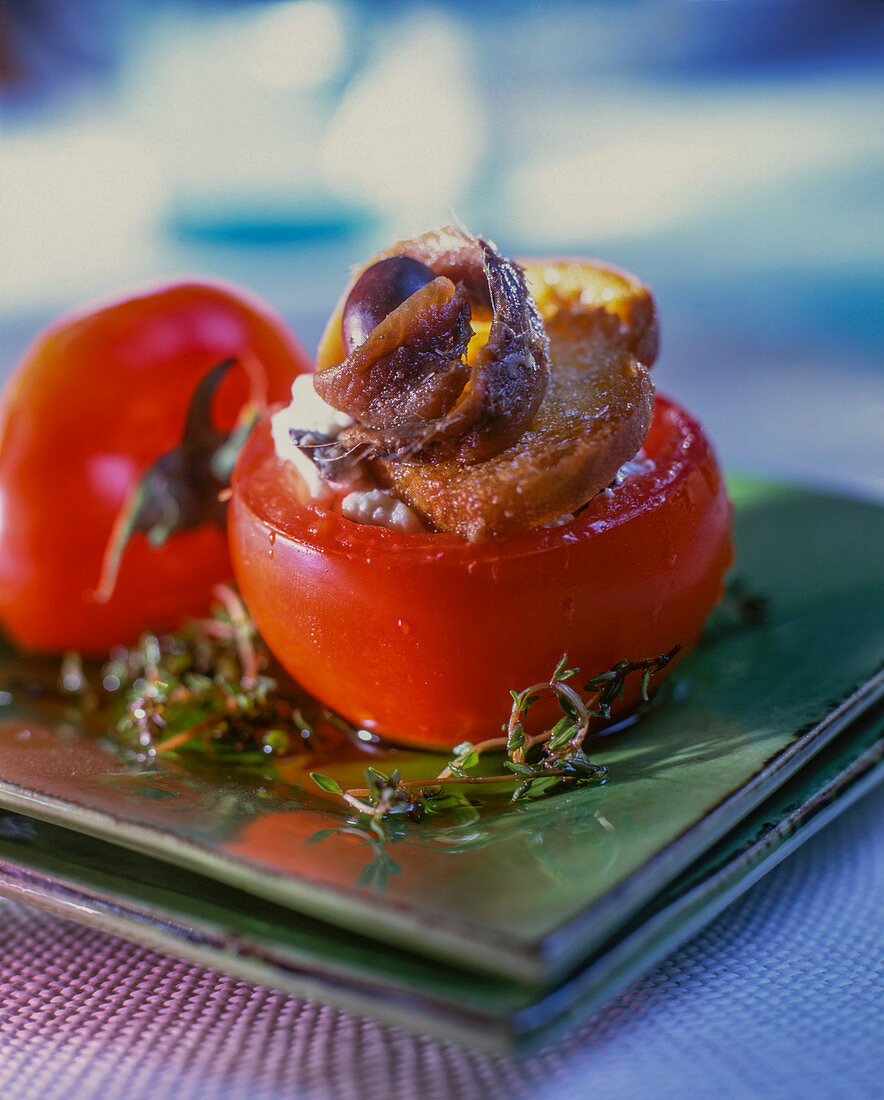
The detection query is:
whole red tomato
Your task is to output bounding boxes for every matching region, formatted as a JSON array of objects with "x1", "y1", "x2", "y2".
[
  {"x1": 0, "y1": 281, "x2": 310, "y2": 654},
  {"x1": 229, "y1": 395, "x2": 733, "y2": 749}
]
